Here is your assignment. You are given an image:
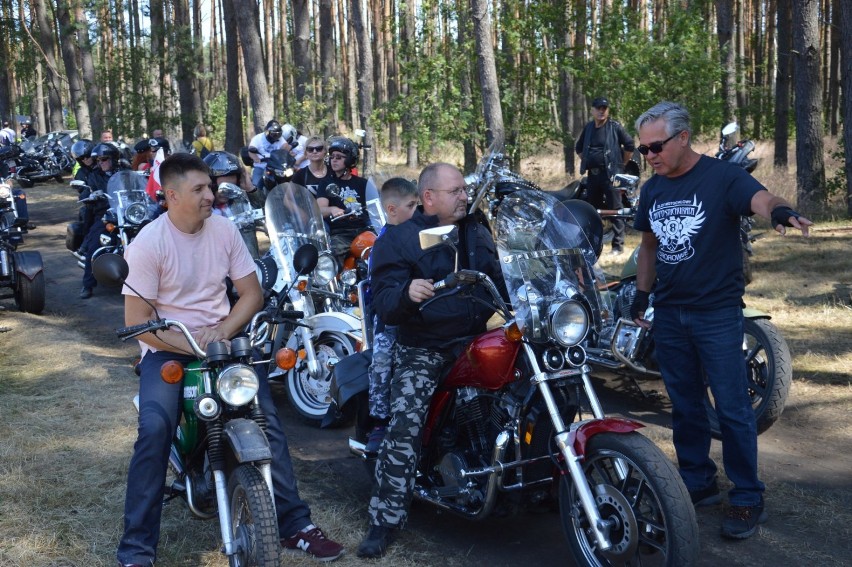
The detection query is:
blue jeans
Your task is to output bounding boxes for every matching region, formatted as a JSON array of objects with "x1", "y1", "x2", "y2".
[
  {"x1": 653, "y1": 305, "x2": 765, "y2": 507},
  {"x1": 117, "y1": 350, "x2": 312, "y2": 565}
]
